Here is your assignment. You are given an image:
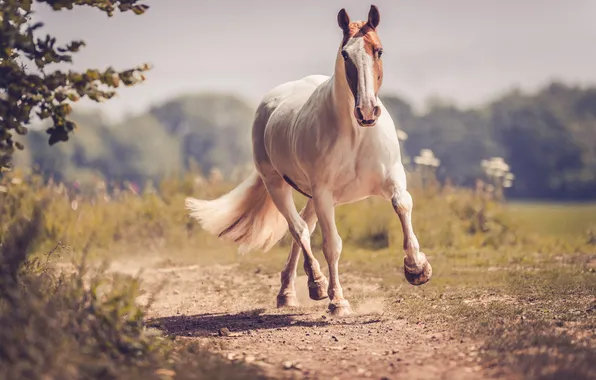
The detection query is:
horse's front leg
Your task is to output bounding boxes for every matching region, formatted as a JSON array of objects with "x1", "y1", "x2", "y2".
[
  {"x1": 387, "y1": 166, "x2": 432, "y2": 285},
  {"x1": 313, "y1": 189, "x2": 352, "y2": 316}
]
